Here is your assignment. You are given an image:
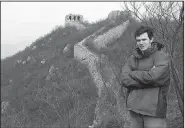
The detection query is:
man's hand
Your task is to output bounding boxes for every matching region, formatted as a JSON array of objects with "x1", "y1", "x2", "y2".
[
  {"x1": 151, "y1": 65, "x2": 156, "y2": 70},
  {"x1": 121, "y1": 73, "x2": 144, "y2": 88}
]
